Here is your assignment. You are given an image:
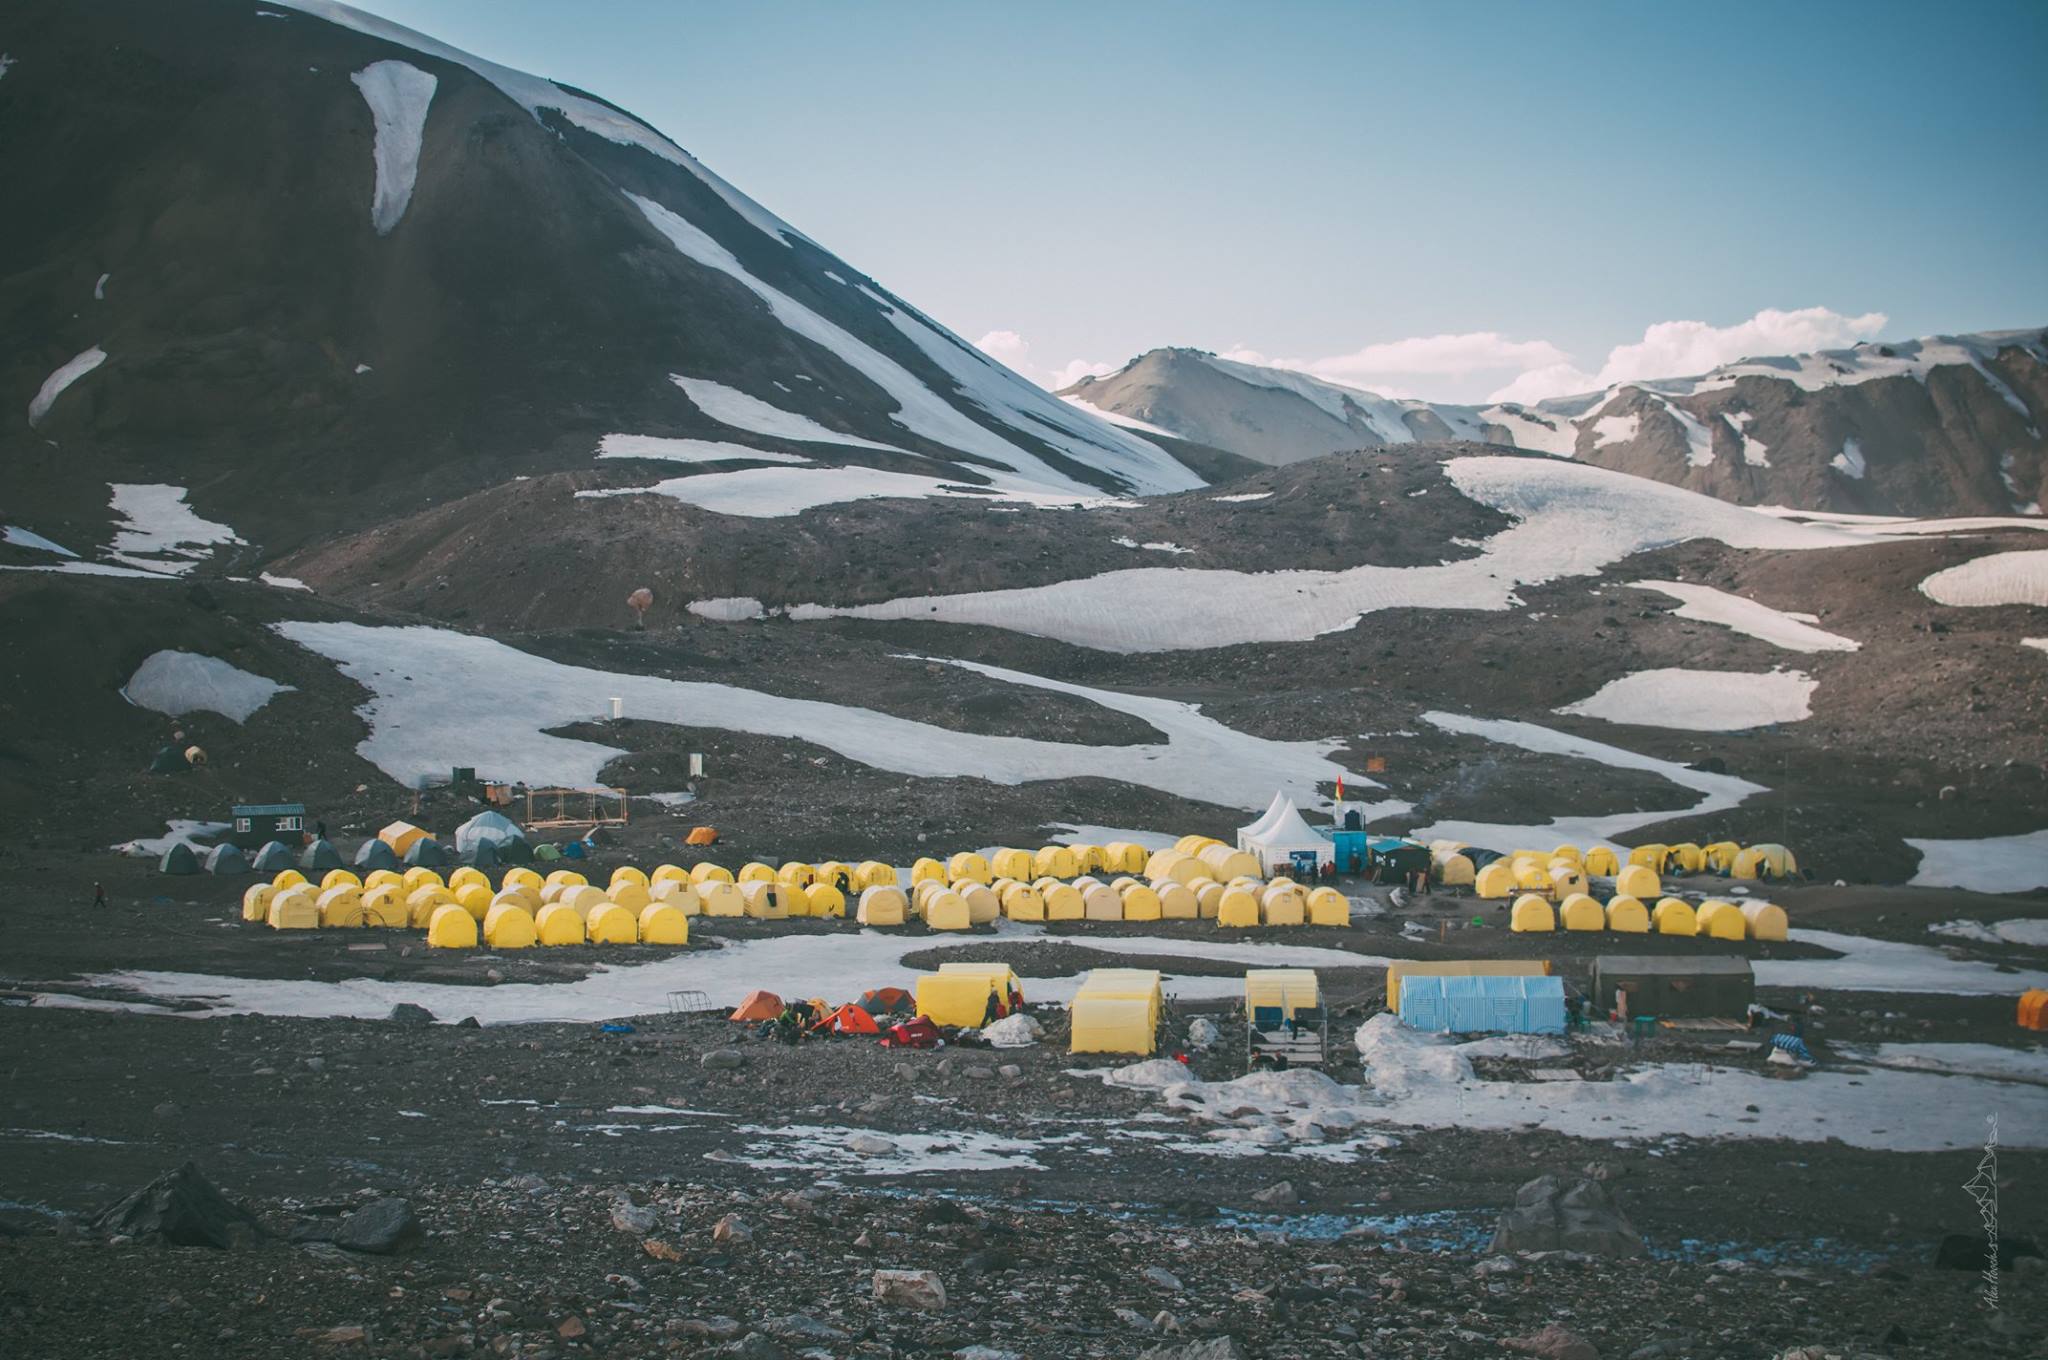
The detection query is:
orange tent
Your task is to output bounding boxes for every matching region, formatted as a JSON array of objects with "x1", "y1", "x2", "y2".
[
  {"x1": 686, "y1": 827, "x2": 719, "y2": 847},
  {"x1": 815, "y1": 1003, "x2": 881, "y2": 1035},
  {"x1": 728, "y1": 989, "x2": 783, "y2": 1022}
]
